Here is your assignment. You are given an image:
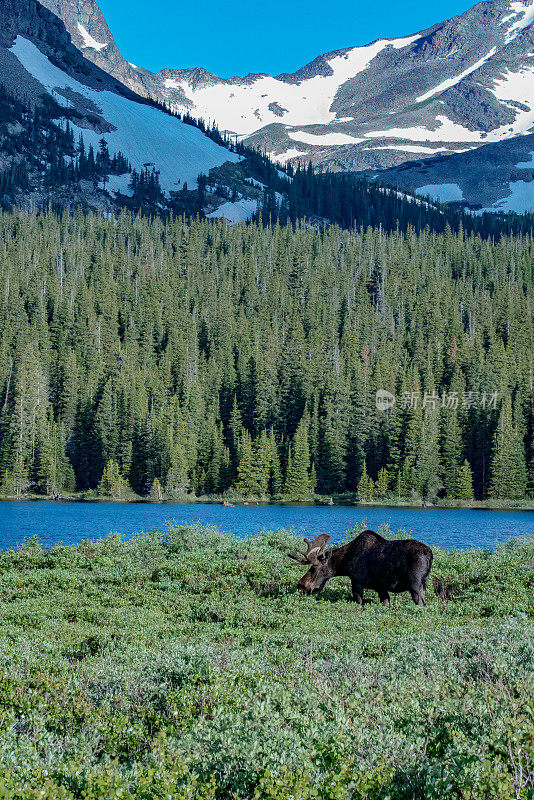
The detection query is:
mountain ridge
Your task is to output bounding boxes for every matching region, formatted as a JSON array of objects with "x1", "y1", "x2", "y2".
[
  {"x1": 34, "y1": 0, "x2": 534, "y2": 211},
  {"x1": 3, "y1": 0, "x2": 534, "y2": 212},
  {"x1": 0, "y1": 0, "x2": 299, "y2": 219}
]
